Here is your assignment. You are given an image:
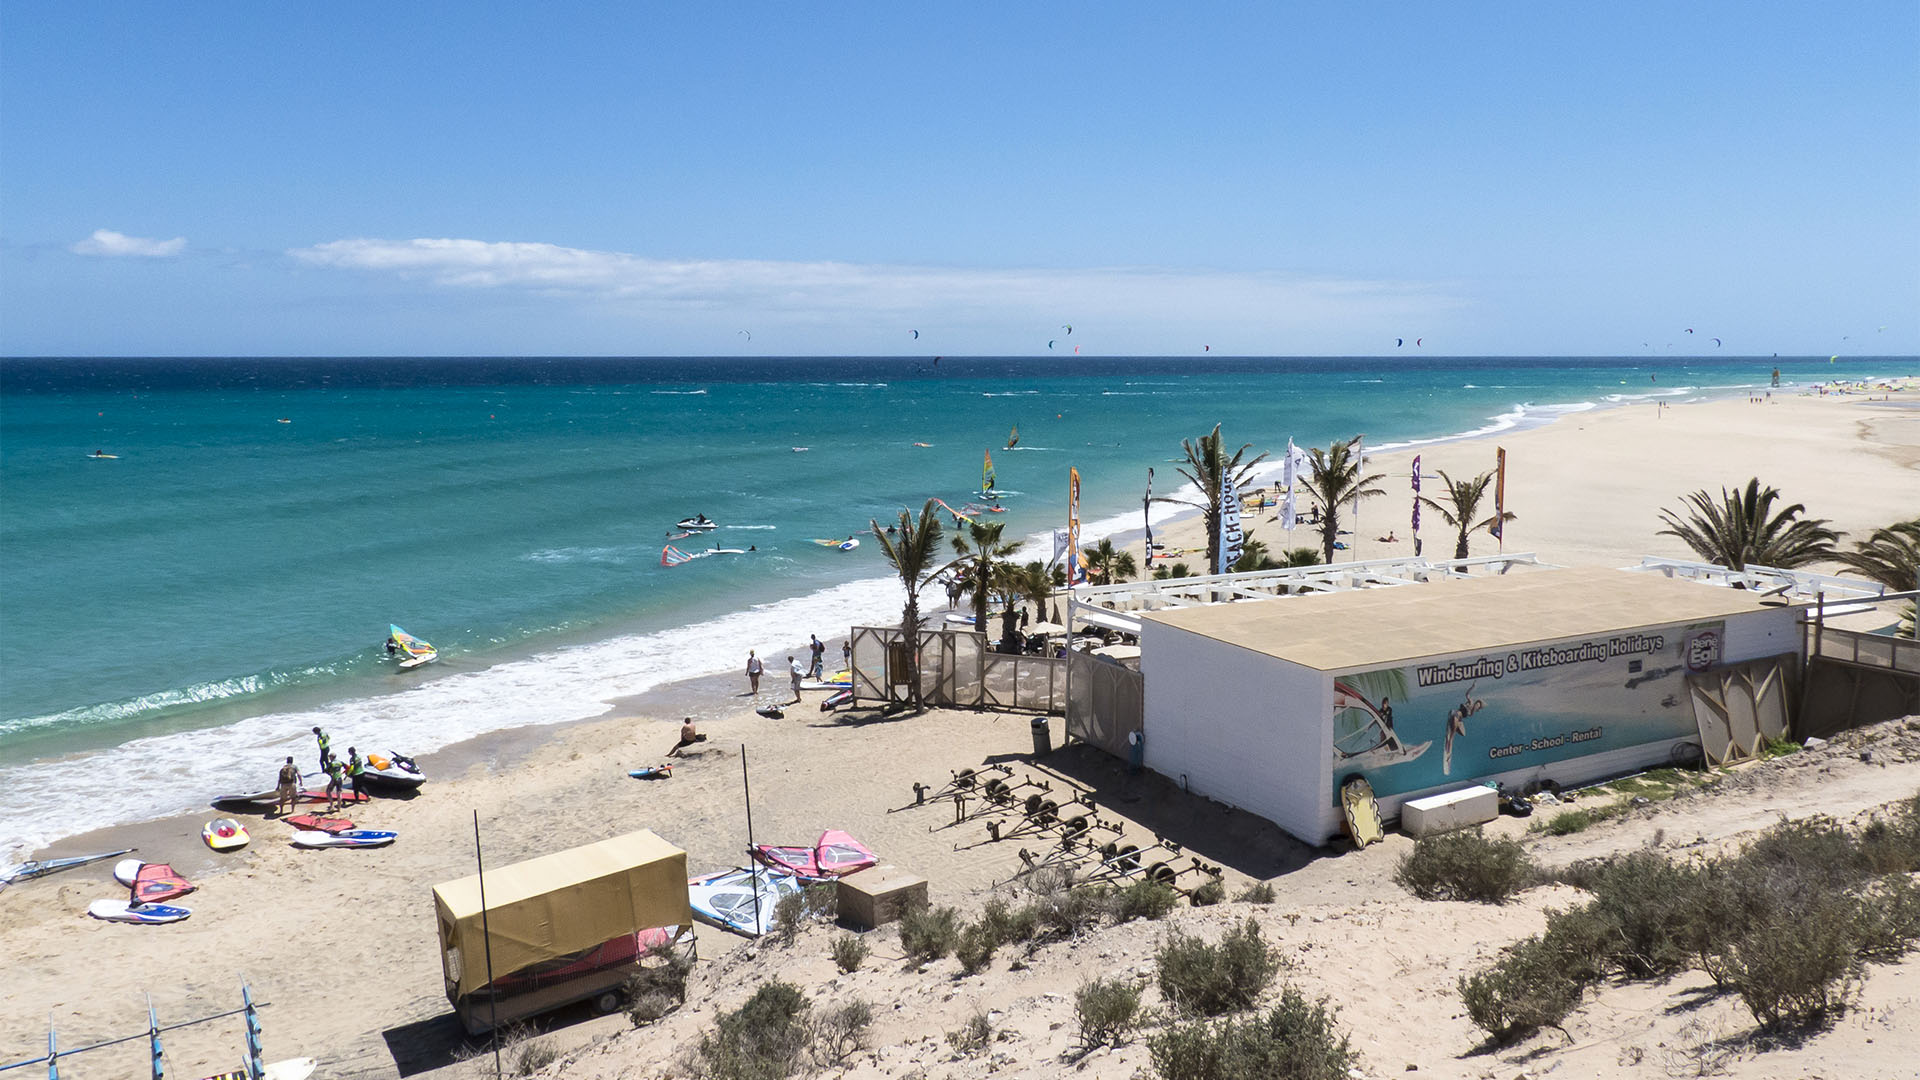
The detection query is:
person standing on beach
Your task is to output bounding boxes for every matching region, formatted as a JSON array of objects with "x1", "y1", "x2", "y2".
[
  {"x1": 808, "y1": 634, "x2": 826, "y2": 679},
  {"x1": 346, "y1": 746, "x2": 368, "y2": 803},
  {"x1": 746, "y1": 650, "x2": 763, "y2": 695},
  {"x1": 311, "y1": 726, "x2": 331, "y2": 774},
  {"x1": 323, "y1": 754, "x2": 346, "y2": 813},
  {"x1": 841, "y1": 639, "x2": 851, "y2": 673},
  {"x1": 274, "y1": 755, "x2": 301, "y2": 817},
  {"x1": 788, "y1": 655, "x2": 804, "y2": 704}
]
